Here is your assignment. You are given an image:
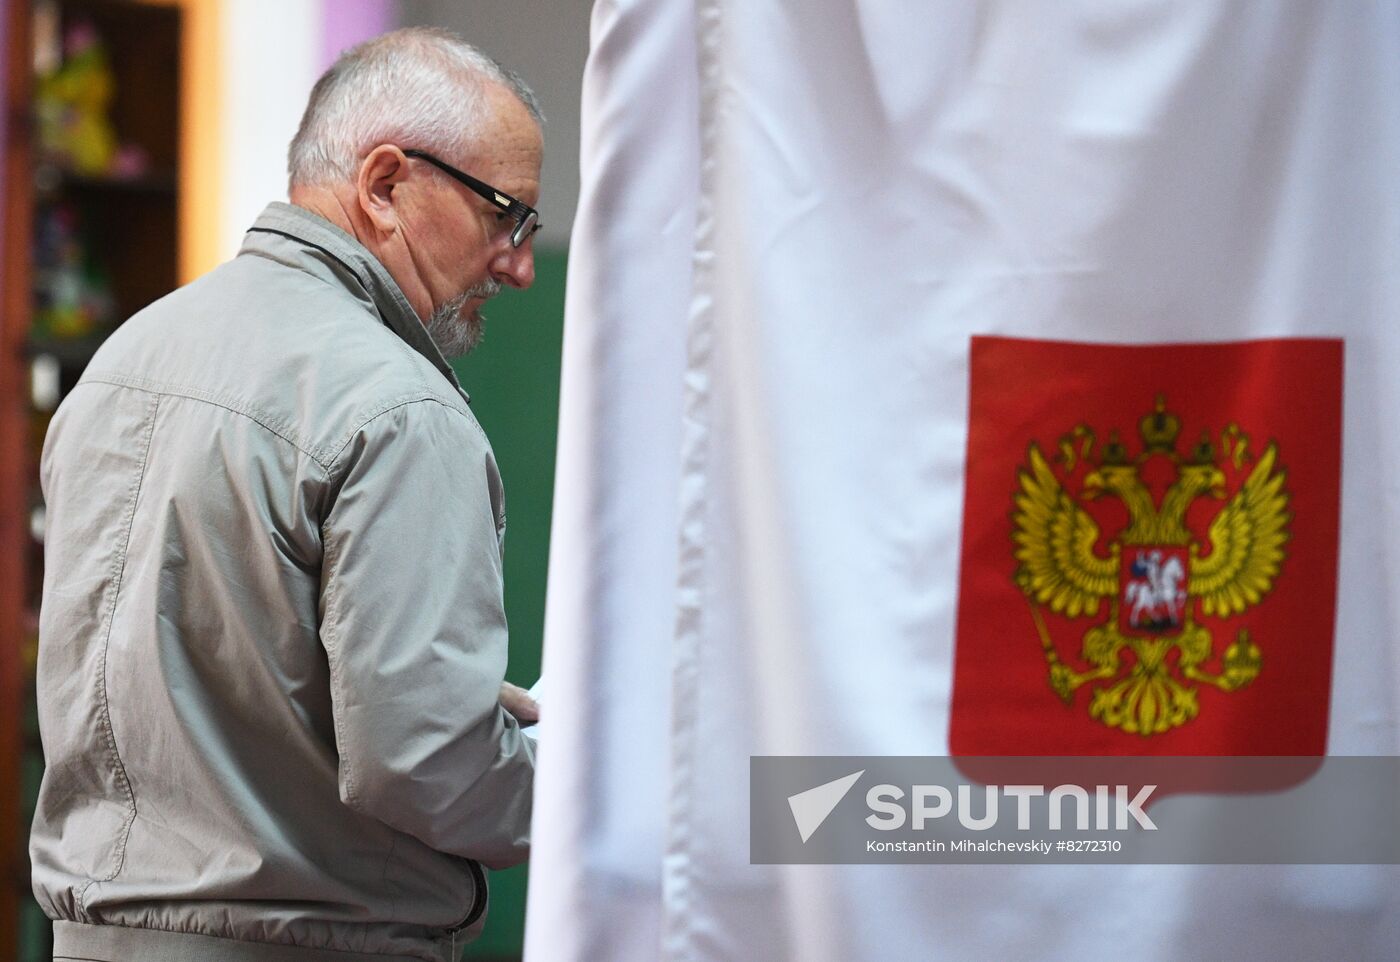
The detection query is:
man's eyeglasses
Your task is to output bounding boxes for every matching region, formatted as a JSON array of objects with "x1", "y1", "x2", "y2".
[{"x1": 403, "y1": 148, "x2": 541, "y2": 248}]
